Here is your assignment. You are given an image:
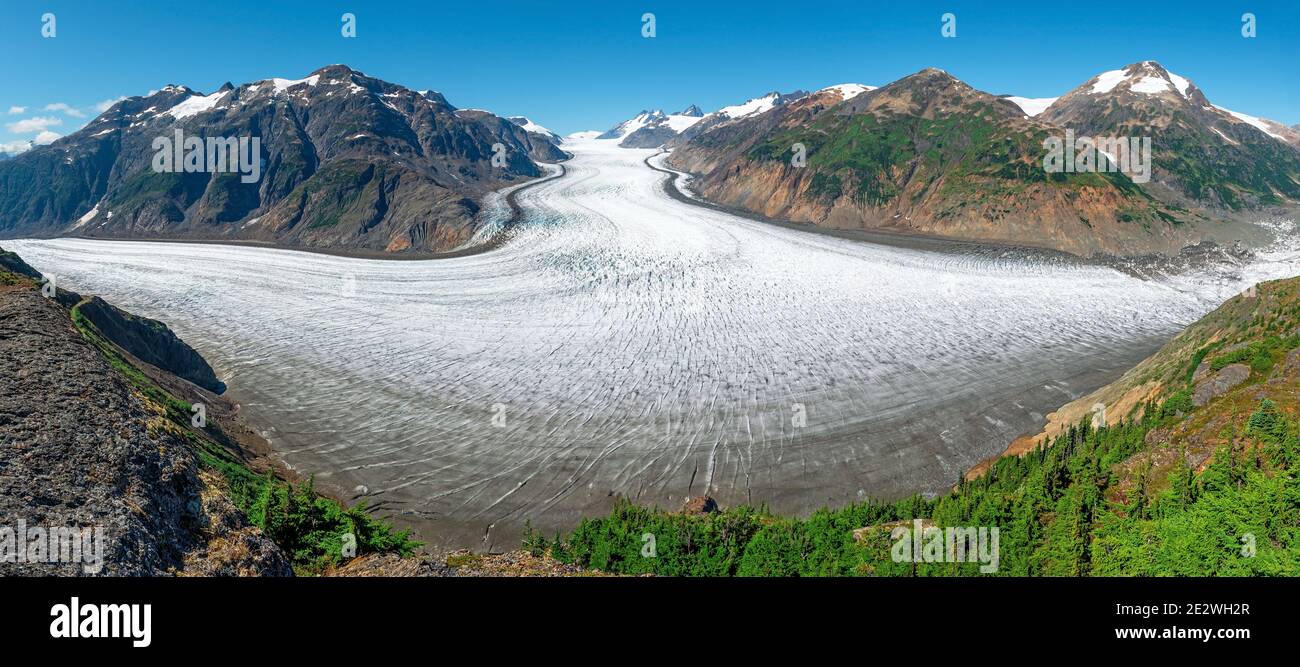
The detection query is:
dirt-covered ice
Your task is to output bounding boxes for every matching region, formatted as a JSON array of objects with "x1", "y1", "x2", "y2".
[{"x1": 11, "y1": 138, "x2": 1300, "y2": 549}]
